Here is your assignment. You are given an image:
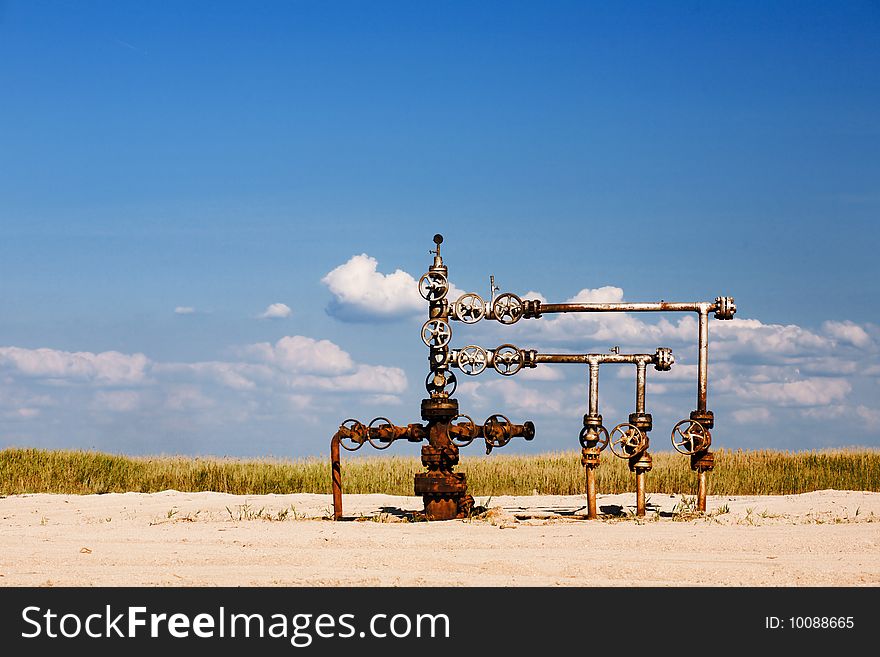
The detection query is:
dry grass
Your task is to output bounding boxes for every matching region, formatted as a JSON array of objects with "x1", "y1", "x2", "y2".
[{"x1": 1, "y1": 447, "x2": 878, "y2": 497}]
